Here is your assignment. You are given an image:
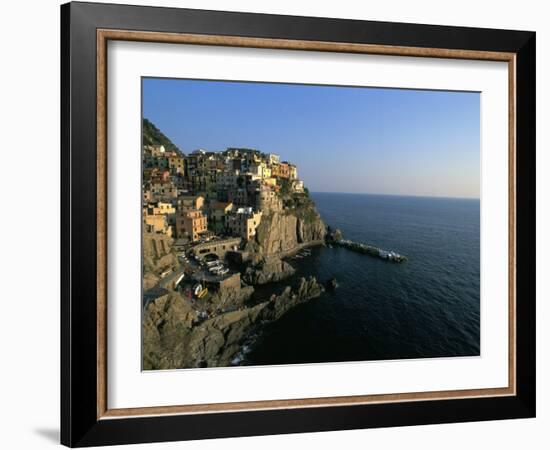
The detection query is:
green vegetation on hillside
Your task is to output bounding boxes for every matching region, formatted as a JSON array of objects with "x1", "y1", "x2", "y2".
[
  {"x1": 278, "y1": 178, "x2": 312, "y2": 210},
  {"x1": 143, "y1": 118, "x2": 182, "y2": 154}
]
